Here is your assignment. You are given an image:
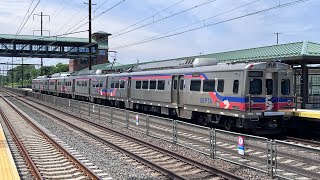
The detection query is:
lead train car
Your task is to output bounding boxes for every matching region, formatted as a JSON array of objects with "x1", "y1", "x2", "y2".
[{"x1": 34, "y1": 62, "x2": 294, "y2": 134}]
